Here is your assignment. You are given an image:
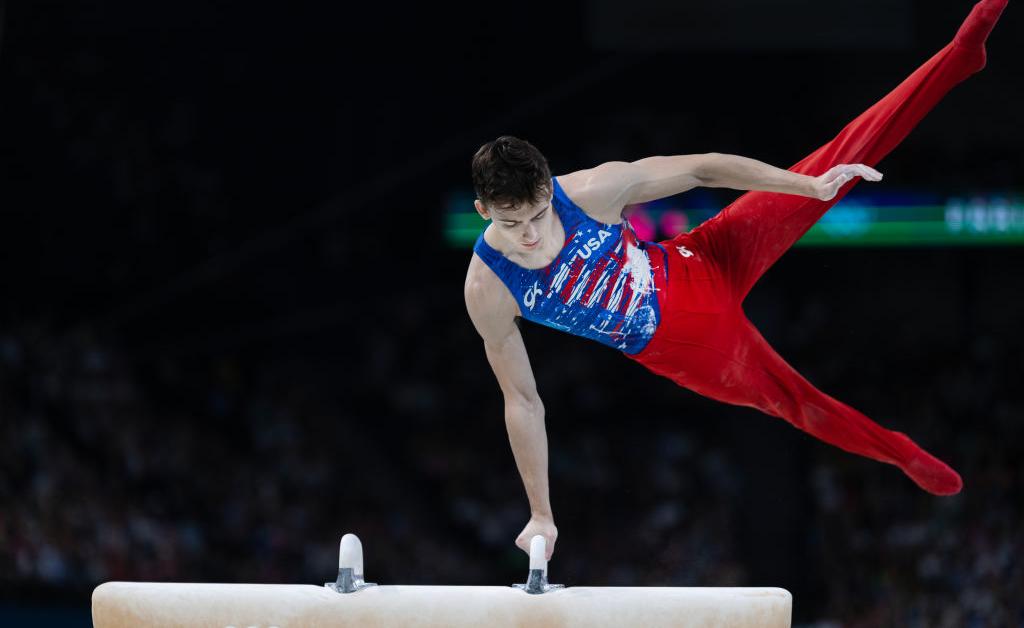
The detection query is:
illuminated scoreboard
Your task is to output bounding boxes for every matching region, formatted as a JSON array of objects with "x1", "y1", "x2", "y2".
[{"x1": 444, "y1": 188, "x2": 1024, "y2": 247}]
